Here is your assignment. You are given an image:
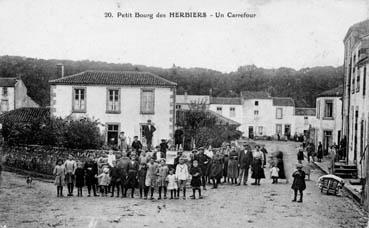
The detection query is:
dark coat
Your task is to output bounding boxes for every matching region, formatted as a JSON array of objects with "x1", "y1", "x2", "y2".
[
  {"x1": 109, "y1": 166, "x2": 121, "y2": 183},
  {"x1": 160, "y1": 142, "x2": 168, "y2": 153},
  {"x1": 291, "y1": 170, "x2": 306, "y2": 190},
  {"x1": 132, "y1": 140, "x2": 143, "y2": 151},
  {"x1": 251, "y1": 158, "x2": 265, "y2": 179},
  {"x1": 194, "y1": 153, "x2": 211, "y2": 173},
  {"x1": 142, "y1": 125, "x2": 156, "y2": 140},
  {"x1": 126, "y1": 160, "x2": 139, "y2": 188},
  {"x1": 297, "y1": 149, "x2": 304, "y2": 161},
  {"x1": 116, "y1": 157, "x2": 130, "y2": 178},
  {"x1": 74, "y1": 167, "x2": 84, "y2": 188},
  {"x1": 84, "y1": 161, "x2": 98, "y2": 186},
  {"x1": 138, "y1": 167, "x2": 147, "y2": 188},
  {"x1": 190, "y1": 166, "x2": 202, "y2": 187},
  {"x1": 210, "y1": 156, "x2": 223, "y2": 178},
  {"x1": 317, "y1": 144, "x2": 323, "y2": 159},
  {"x1": 238, "y1": 150, "x2": 253, "y2": 169}
]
